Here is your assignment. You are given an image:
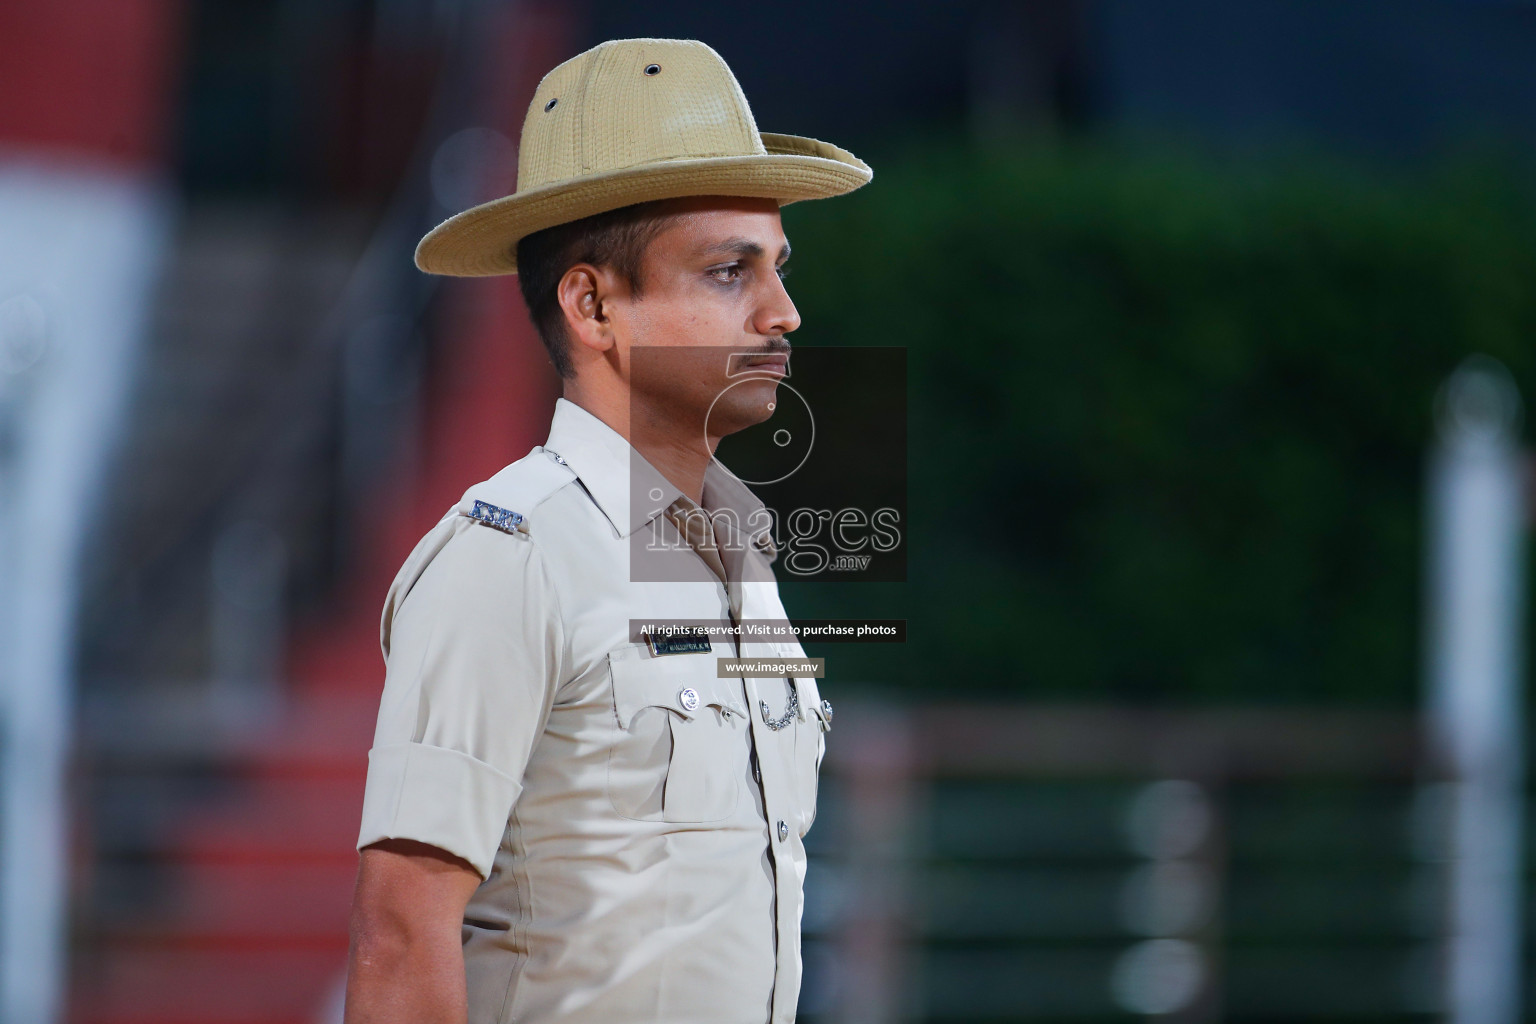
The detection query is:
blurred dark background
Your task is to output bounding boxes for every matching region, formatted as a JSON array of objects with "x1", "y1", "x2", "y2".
[{"x1": 2, "y1": 0, "x2": 1535, "y2": 1022}]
